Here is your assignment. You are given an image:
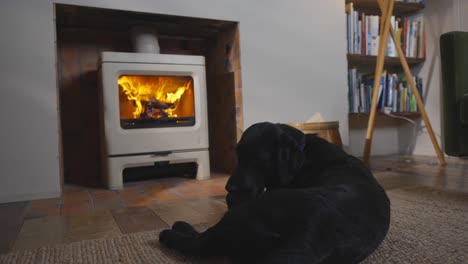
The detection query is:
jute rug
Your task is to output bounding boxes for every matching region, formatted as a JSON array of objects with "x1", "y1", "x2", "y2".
[{"x1": 1, "y1": 187, "x2": 467, "y2": 264}]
